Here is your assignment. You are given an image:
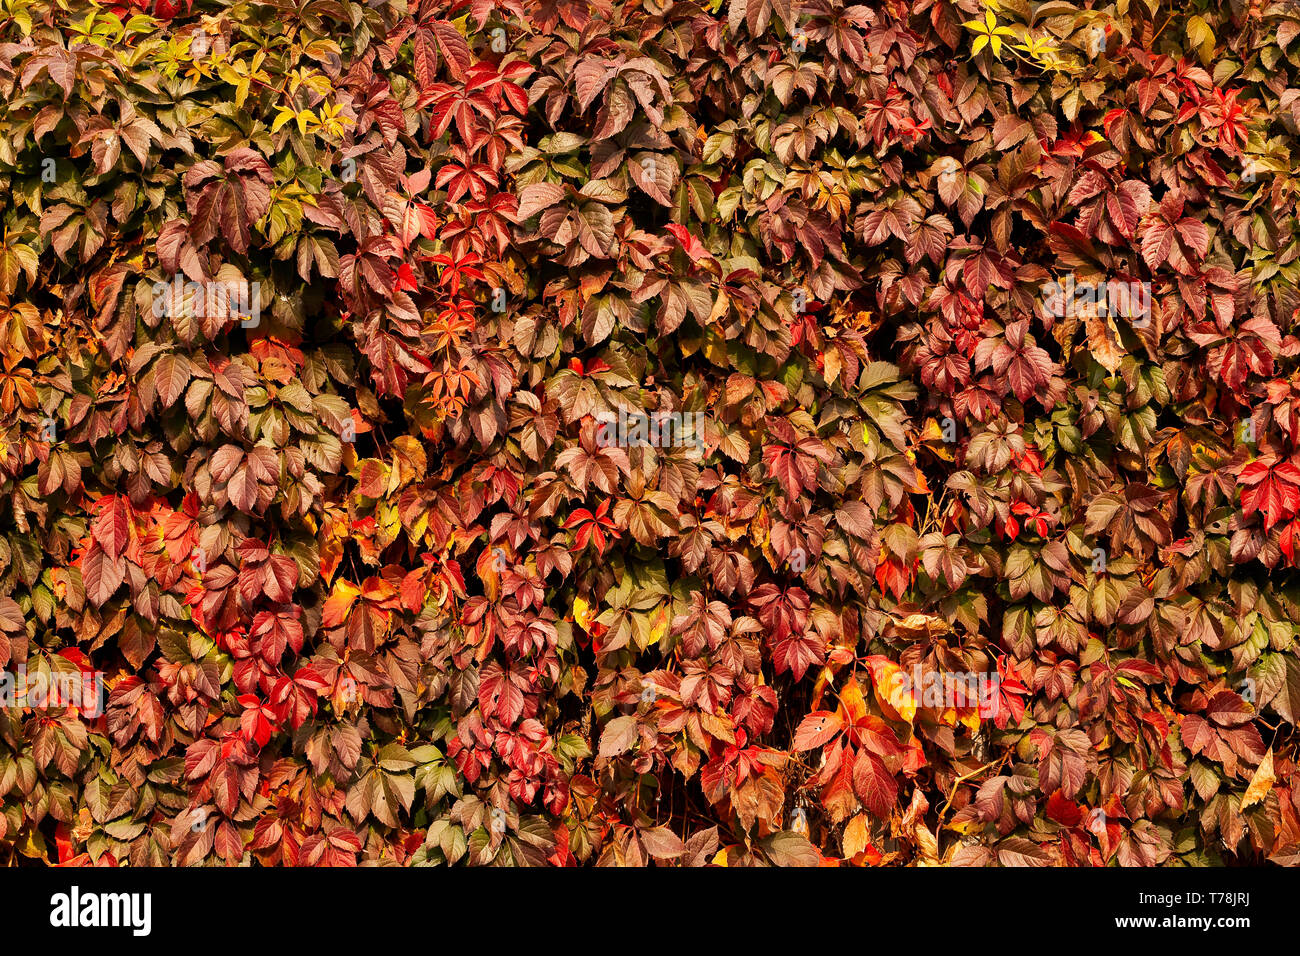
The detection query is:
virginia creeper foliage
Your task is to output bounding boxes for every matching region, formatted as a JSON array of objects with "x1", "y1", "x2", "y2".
[{"x1": 1, "y1": 0, "x2": 1300, "y2": 867}]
